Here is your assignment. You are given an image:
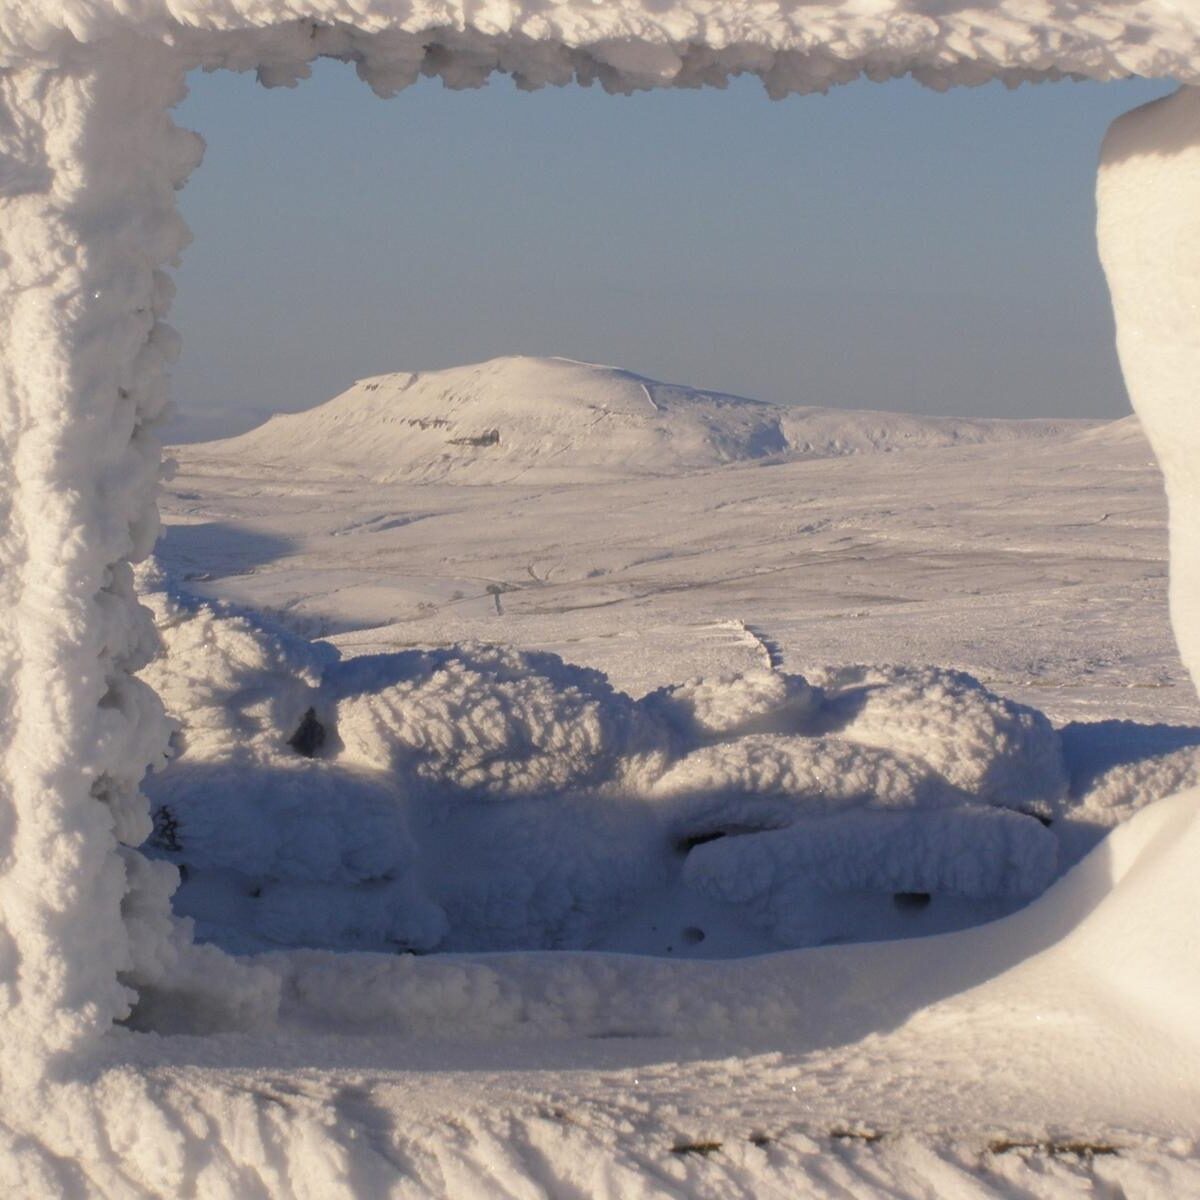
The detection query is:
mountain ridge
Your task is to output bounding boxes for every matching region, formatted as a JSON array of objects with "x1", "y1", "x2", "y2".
[{"x1": 186, "y1": 355, "x2": 1102, "y2": 484}]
